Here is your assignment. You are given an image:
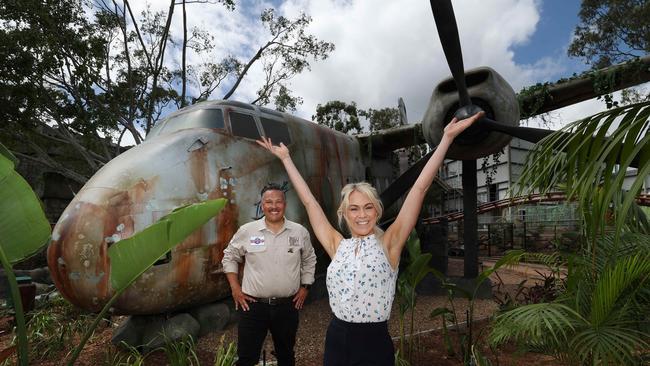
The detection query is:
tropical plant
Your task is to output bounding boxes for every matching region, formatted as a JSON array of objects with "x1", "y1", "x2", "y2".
[
  {"x1": 493, "y1": 269, "x2": 563, "y2": 310},
  {"x1": 491, "y1": 102, "x2": 650, "y2": 365},
  {"x1": 0, "y1": 143, "x2": 51, "y2": 366},
  {"x1": 66, "y1": 197, "x2": 227, "y2": 365},
  {"x1": 429, "y1": 250, "x2": 525, "y2": 365},
  {"x1": 490, "y1": 234, "x2": 650, "y2": 365},
  {"x1": 213, "y1": 334, "x2": 237, "y2": 366},
  {"x1": 163, "y1": 334, "x2": 200, "y2": 366},
  {"x1": 112, "y1": 341, "x2": 152, "y2": 366},
  {"x1": 100, "y1": 345, "x2": 129, "y2": 366},
  {"x1": 1, "y1": 294, "x2": 98, "y2": 364},
  {"x1": 395, "y1": 232, "x2": 434, "y2": 365},
  {"x1": 515, "y1": 101, "x2": 650, "y2": 240},
  {"x1": 24, "y1": 304, "x2": 95, "y2": 361}
]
